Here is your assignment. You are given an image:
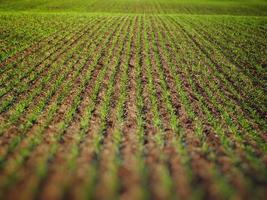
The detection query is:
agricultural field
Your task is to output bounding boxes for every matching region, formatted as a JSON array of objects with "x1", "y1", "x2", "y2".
[{"x1": 0, "y1": 0, "x2": 267, "y2": 200}]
